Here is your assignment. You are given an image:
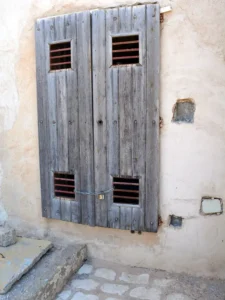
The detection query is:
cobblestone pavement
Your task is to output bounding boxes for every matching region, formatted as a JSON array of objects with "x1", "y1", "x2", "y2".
[{"x1": 56, "y1": 259, "x2": 225, "y2": 300}]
